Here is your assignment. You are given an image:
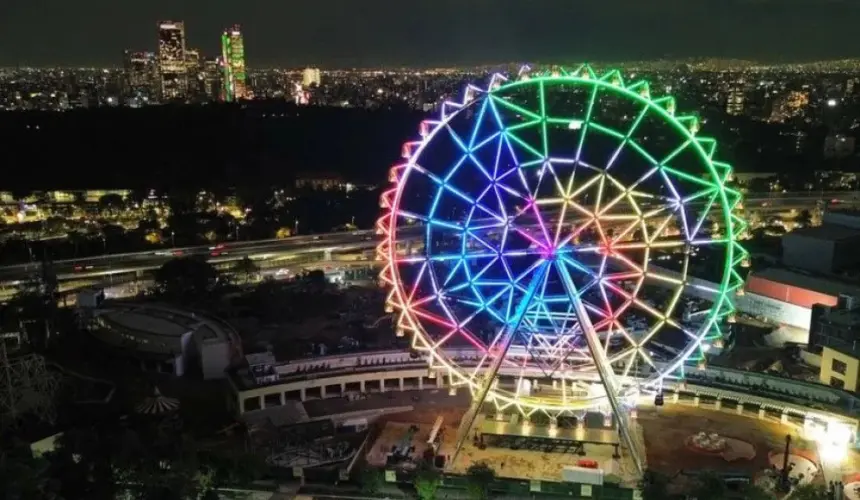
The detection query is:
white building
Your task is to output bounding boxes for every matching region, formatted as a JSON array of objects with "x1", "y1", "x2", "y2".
[
  {"x1": 88, "y1": 303, "x2": 240, "y2": 379},
  {"x1": 302, "y1": 67, "x2": 321, "y2": 87}
]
